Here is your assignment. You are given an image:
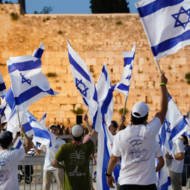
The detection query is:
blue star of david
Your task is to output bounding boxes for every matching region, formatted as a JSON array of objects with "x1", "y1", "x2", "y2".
[
  {"x1": 75, "y1": 78, "x2": 89, "y2": 97},
  {"x1": 172, "y1": 6, "x2": 190, "y2": 29},
  {"x1": 125, "y1": 75, "x2": 131, "y2": 80},
  {"x1": 20, "y1": 73, "x2": 31, "y2": 85}
]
